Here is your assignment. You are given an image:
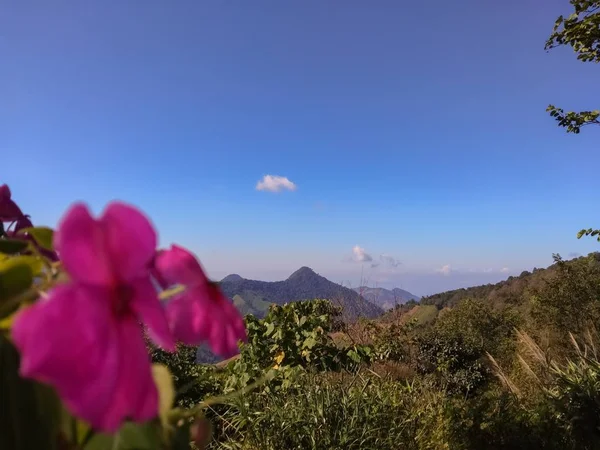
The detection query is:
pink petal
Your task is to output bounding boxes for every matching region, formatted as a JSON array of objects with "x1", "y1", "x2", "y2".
[
  {"x1": 129, "y1": 277, "x2": 176, "y2": 352},
  {"x1": 14, "y1": 216, "x2": 33, "y2": 232},
  {"x1": 11, "y1": 284, "x2": 119, "y2": 428},
  {"x1": 98, "y1": 316, "x2": 158, "y2": 432},
  {"x1": 0, "y1": 184, "x2": 24, "y2": 221},
  {"x1": 100, "y1": 202, "x2": 157, "y2": 282},
  {"x1": 0, "y1": 184, "x2": 11, "y2": 201},
  {"x1": 153, "y1": 245, "x2": 209, "y2": 287},
  {"x1": 165, "y1": 291, "x2": 211, "y2": 345},
  {"x1": 54, "y1": 203, "x2": 113, "y2": 286}
]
